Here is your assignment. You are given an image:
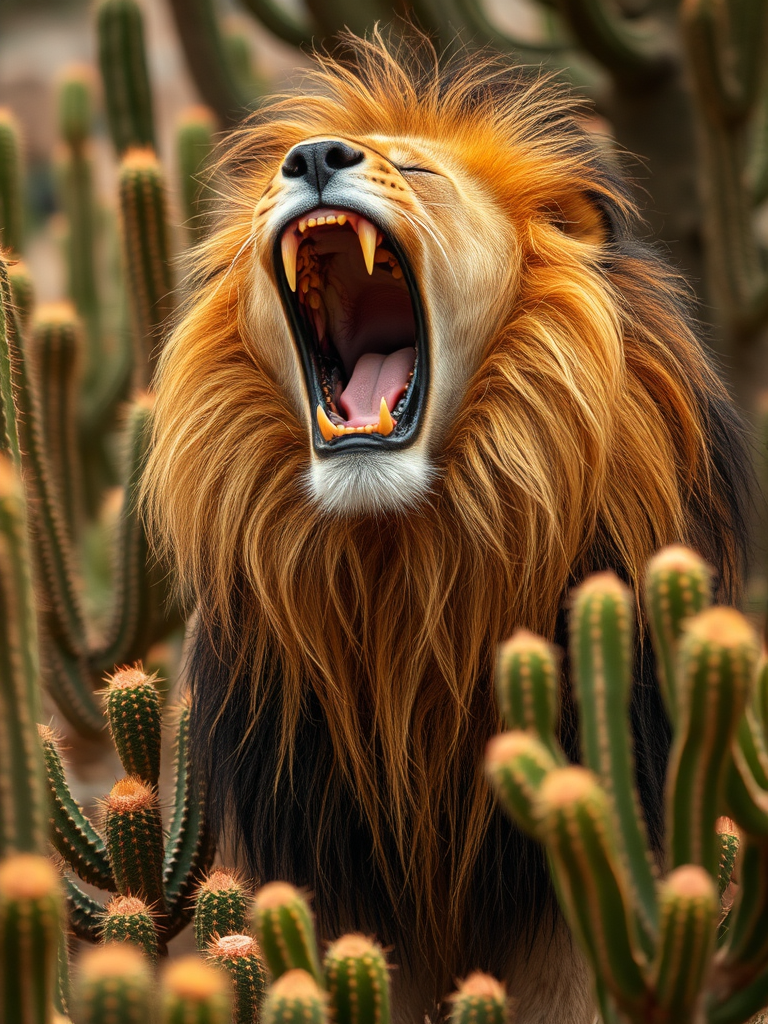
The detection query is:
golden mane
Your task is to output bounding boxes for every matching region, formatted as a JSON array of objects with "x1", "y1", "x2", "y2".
[{"x1": 143, "y1": 31, "x2": 744, "y2": 985}]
